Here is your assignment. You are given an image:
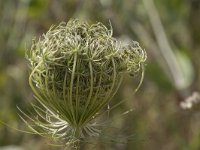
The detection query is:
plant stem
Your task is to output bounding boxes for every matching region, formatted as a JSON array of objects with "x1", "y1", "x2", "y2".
[{"x1": 72, "y1": 127, "x2": 81, "y2": 150}]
